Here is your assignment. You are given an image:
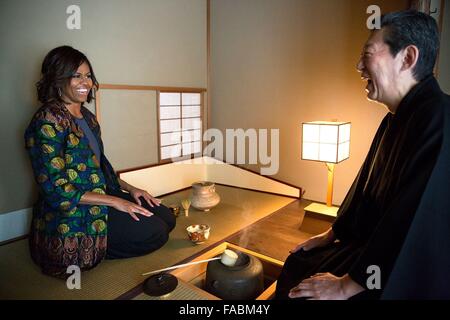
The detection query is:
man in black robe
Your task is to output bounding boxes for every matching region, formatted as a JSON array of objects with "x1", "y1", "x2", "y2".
[
  {"x1": 381, "y1": 94, "x2": 450, "y2": 300},
  {"x1": 276, "y1": 10, "x2": 450, "y2": 299}
]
